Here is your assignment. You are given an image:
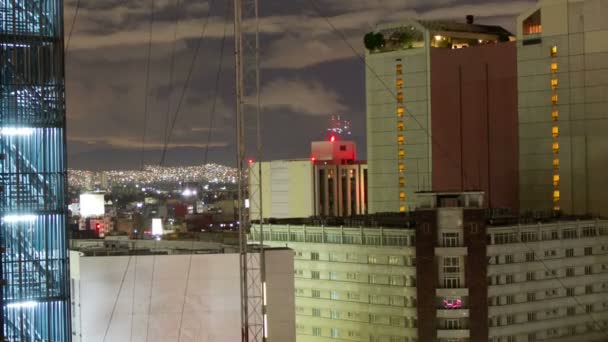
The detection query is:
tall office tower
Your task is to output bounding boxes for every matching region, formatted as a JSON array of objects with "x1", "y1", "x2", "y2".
[
  {"x1": 0, "y1": 1, "x2": 71, "y2": 340},
  {"x1": 517, "y1": 0, "x2": 608, "y2": 216},
  {"x1": 365, "y1": 18, "x2": 518, "y2": 214}
]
